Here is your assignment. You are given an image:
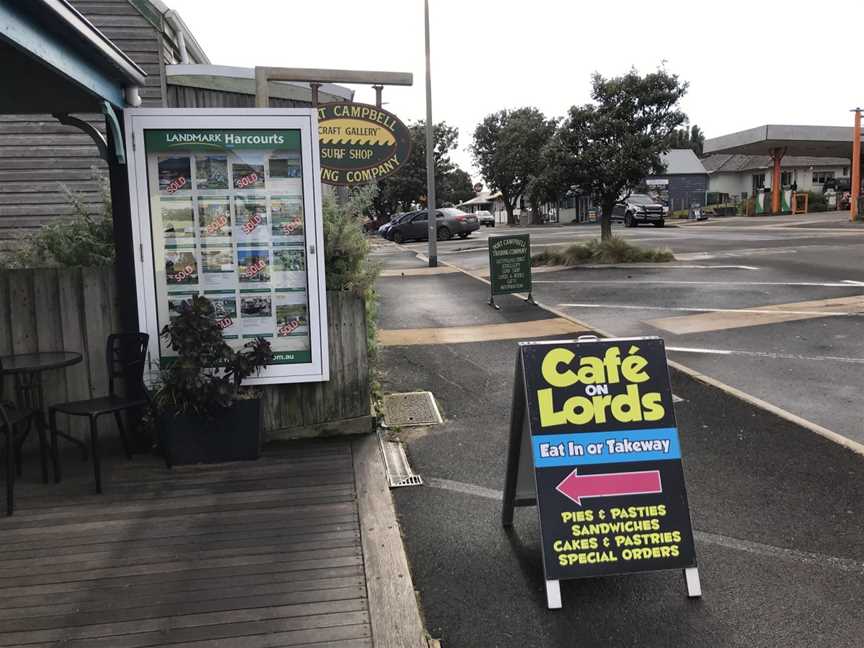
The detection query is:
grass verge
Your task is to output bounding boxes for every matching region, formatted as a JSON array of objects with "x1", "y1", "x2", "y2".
[{"x1": 532, "y1": 237, "x2": 674, "y2": 266}]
